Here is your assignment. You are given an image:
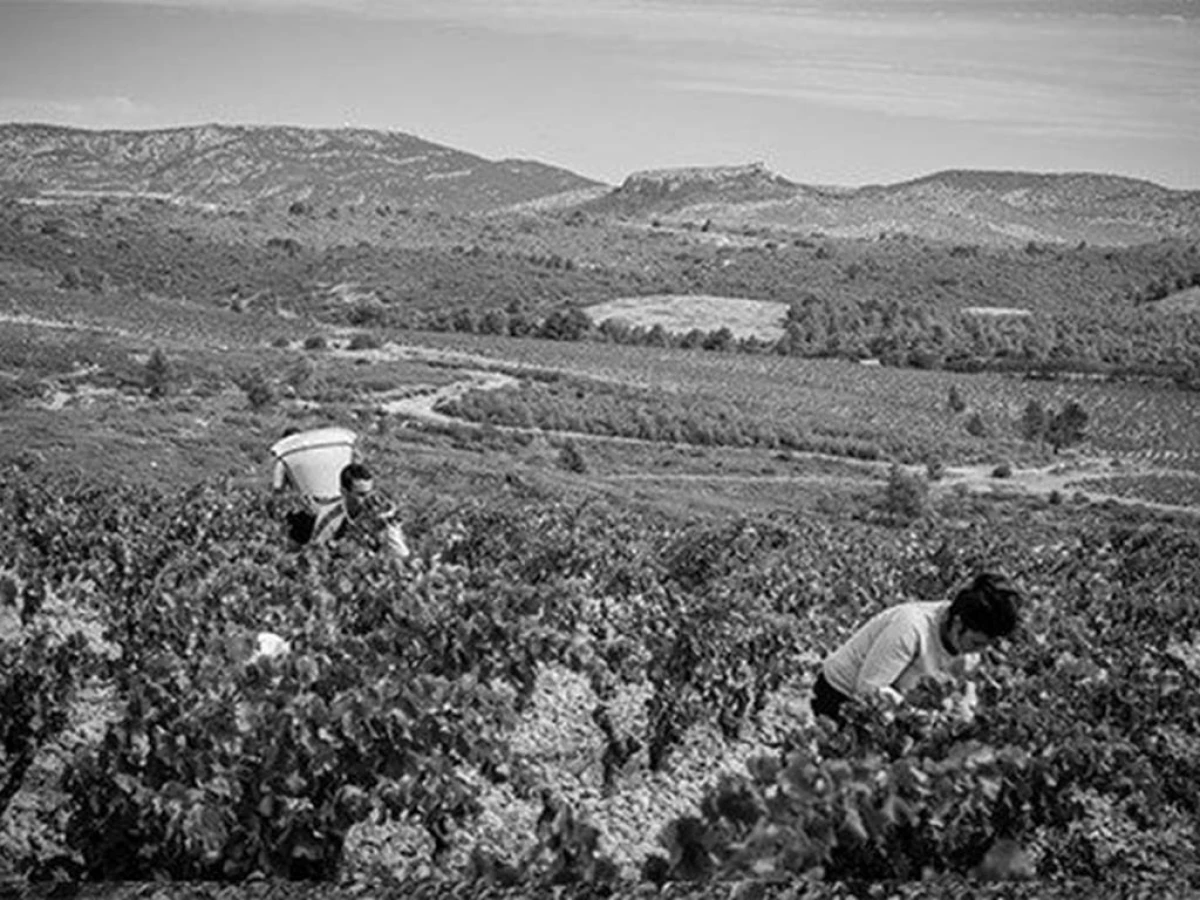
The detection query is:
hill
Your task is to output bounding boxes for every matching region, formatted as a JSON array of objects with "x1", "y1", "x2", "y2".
[
  {"x1": 4, "y1": 122, "x2": 1198, "y2": 246},
  {"x1": 0, "y1": 123, "x2": 605, "y2": 213},
  {"x1": 581, "y1": 163, "x2": 1200, "y2": 247},
  {"x1": 584, "y1": 162, "x2": 799, "y2": 217}
]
